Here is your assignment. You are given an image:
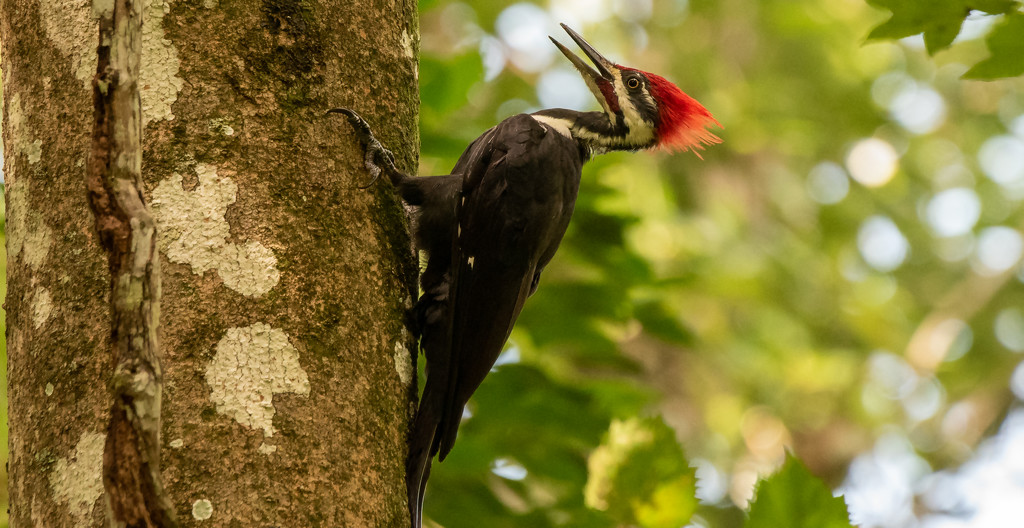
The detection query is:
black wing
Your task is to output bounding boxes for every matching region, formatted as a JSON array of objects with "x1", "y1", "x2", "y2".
[
  {"x1": 435, "y1": 113, "x2": 584, "y2": 459},
  {"x1": 406, "y1": 114, "x2": 584, "y2": 528}
]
